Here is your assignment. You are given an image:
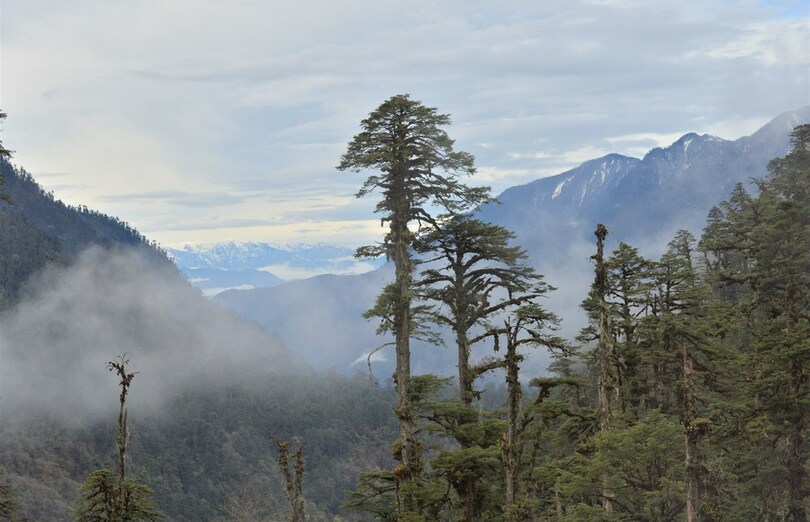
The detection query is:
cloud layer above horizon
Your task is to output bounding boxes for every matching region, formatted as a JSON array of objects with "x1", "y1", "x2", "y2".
[{"x1": 2, "y1": 0, "x2": 808, "y2": 247}]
